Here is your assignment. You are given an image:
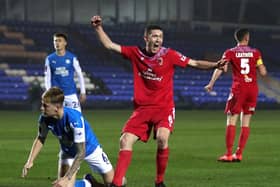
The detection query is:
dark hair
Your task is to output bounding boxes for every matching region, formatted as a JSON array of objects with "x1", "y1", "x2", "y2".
[
  {"x1": 53, "y1": 32, "x2": 68, "y2": 42},
  {"x1": 144, "y1": 25, "x2": 163, "y2": 36},
  {"x1": 42, "y1": 87, "x2": 64, "y2": 105},
  {"x1": 234, "y1": 28, "x2": 249, "y2": 42}
]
